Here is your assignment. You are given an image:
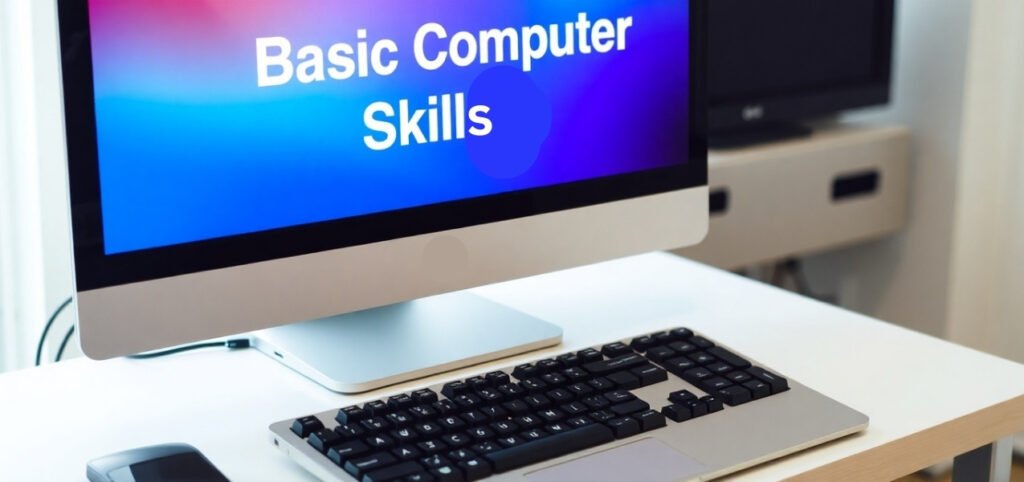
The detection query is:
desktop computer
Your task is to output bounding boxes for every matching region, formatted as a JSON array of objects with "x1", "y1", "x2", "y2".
[{"x1": 57, "y1": 0, "x2": 867, "y2": 480}]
